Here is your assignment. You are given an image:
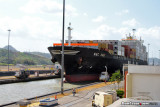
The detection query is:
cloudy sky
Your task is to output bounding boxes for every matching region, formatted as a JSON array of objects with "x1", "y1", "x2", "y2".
[{"x1": 0, "y1": 0, "x2": 160, "y2": 58}]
